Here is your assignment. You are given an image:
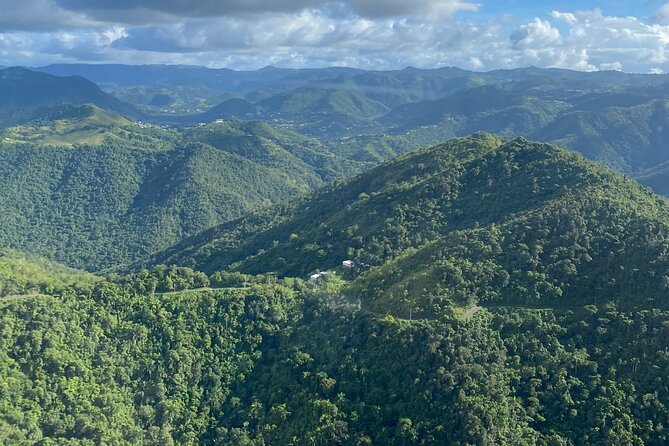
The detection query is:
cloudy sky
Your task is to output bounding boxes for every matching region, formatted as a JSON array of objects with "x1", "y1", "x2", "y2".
[{"x1": 1, "y1": 0, "x2": 669, "y2": 72}]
